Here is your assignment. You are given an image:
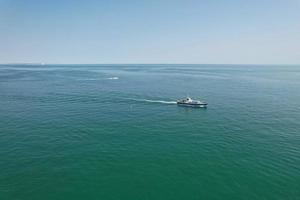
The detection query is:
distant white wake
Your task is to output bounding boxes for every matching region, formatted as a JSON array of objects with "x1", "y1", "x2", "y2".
[
  {"x1": 126, "y1": 98, "x2": 177, "y2": 104},
  {"x1": 107, "y1": 77, "x2": 119, "y2": 80},
  {"x1": 78, "y1": 77, "x2": 119, "y2": 81}
]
